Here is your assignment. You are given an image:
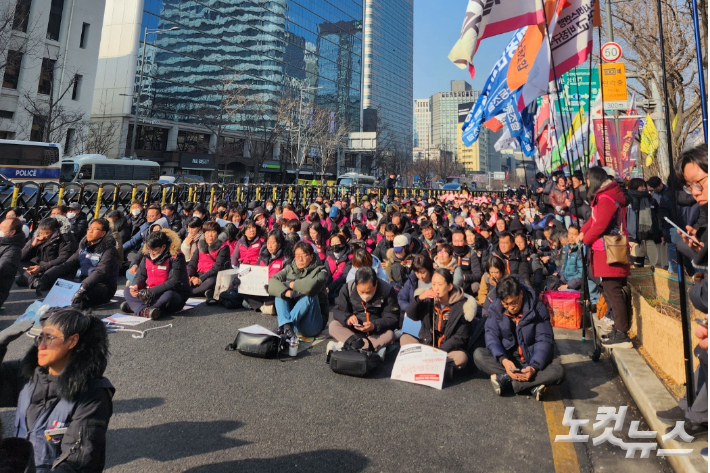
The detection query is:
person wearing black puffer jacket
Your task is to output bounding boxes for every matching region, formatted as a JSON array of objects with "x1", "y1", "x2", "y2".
[
  {"x1": 491, "y1": 232, "x2": 531, "y2": 285},
  {"x1": 0, "y1": 309, "x2": 114, "y2": 473},
  {"x1": 17, "y1": 216, "x2": 77, "y2": 294}
]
